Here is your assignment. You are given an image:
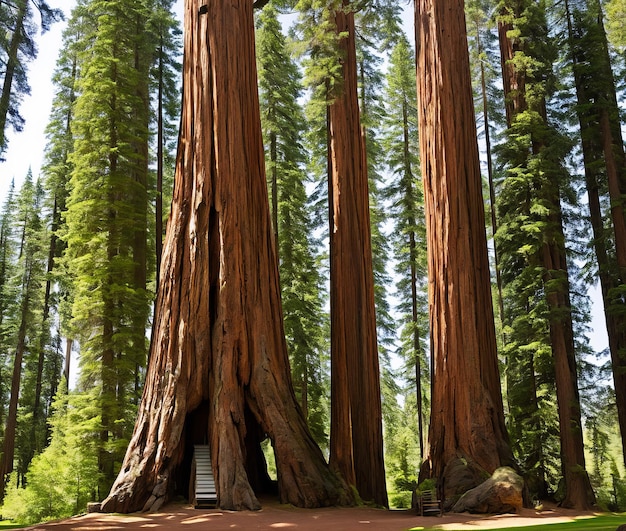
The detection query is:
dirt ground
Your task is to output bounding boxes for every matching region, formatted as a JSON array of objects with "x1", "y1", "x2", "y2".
[{"x1": 23, "y1": 500, "x2": 604, "y2": 531}]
